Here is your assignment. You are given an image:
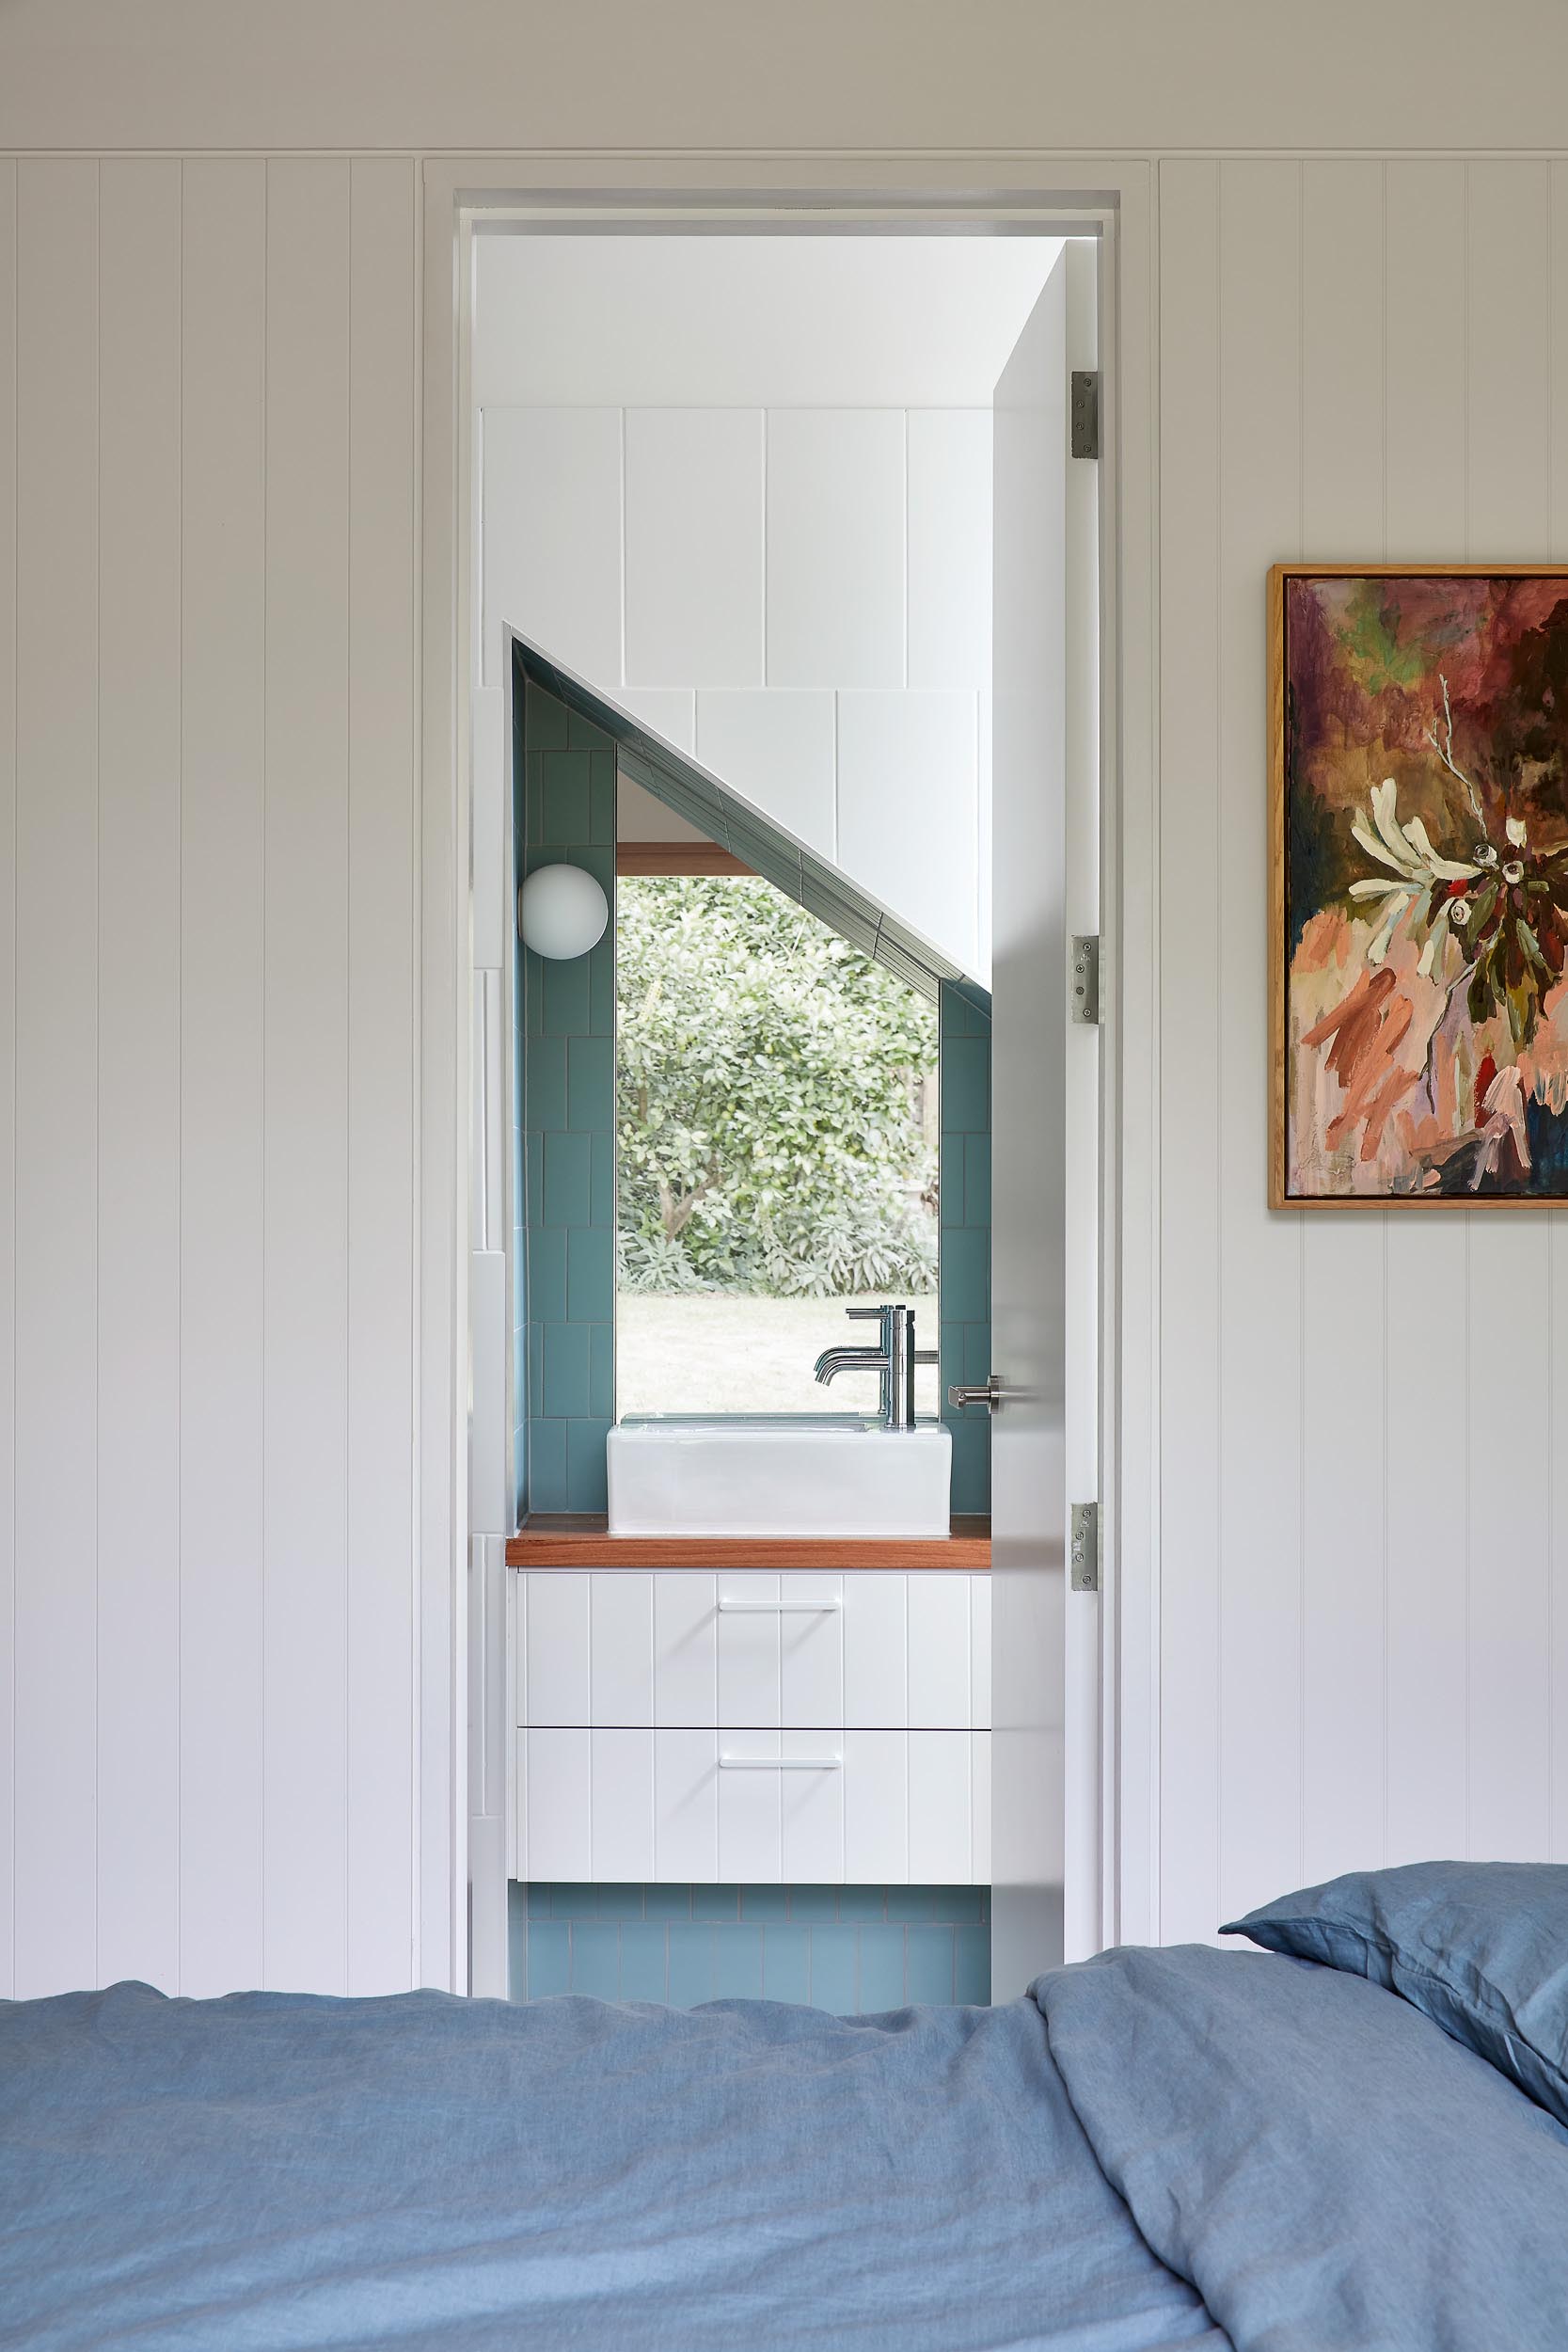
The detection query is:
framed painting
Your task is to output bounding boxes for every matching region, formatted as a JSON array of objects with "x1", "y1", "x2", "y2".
[{"x1": 1271, "y1": 564, "x2": 1568, "y2": 1205}]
